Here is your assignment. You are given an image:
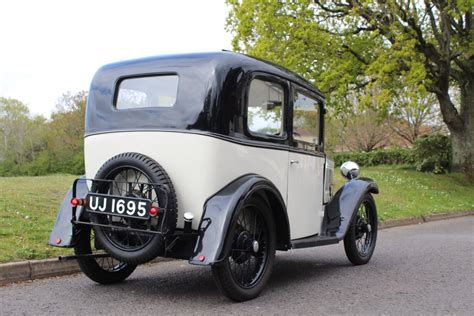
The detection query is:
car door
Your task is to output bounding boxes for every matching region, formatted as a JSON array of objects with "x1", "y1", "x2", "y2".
[{"x1": 287, "y1": 86, "x2": 325, "y2": 239}]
